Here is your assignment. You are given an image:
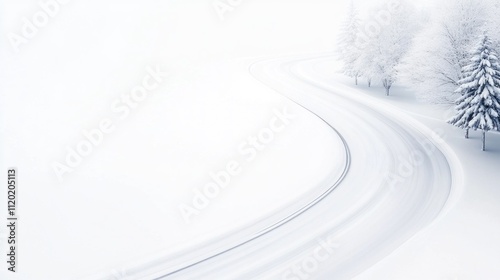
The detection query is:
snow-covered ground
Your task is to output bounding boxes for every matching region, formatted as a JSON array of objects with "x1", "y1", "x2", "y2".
[
  {"x1": 0, "y1": 56, "x2": 348, "y2": 280},
  {"x1": 2, "y1": 0, "x2": 500, "y2": 279},
  {"x1": 127, "y1": 54, "x2": 499, "y2": 279},
  {"x1": 1, "y1": 1, "x2": 348, "y2": 279},
  {"x1": 297, "y1": 55, "x2": 500, "y2": 280}
]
